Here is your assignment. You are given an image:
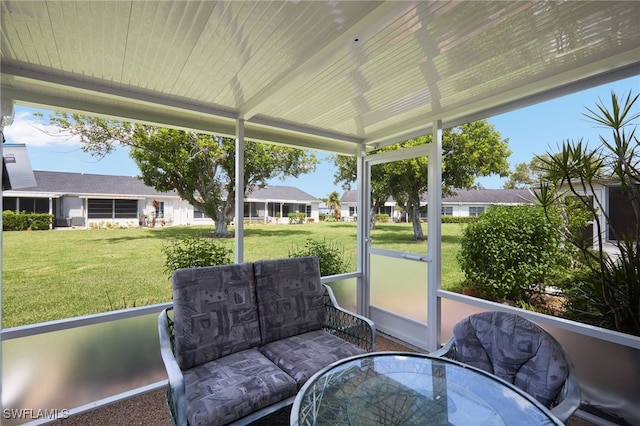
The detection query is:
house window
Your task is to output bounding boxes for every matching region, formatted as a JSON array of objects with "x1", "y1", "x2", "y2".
[
  {"x1": 88, "y1": 199, "x2": 113, "y2": 219},
  {"x1": 115, "y1": 200, "x2": 138, "y2": 218},
  {"x1": 441, "y1": 206, "x2": 453, "y2": 216},
  {"x1": 267, "y1": 202, "x2": 283, "y2": 217},
  {"x1": 193, "y1": 208, "x2": 209, "y2": 219},
  {"x1": 88, "y1": 199, "x2": 138, "y2": 219},
  {"x1": 306, "y1": 205, "x2": 312, "y2": 217},
  {"x1": 5, "y1": 197, "x2": 49, "y2": 213},
  {"x1": 469, "y1": 206, "x2": 485, "y2": 217},
  {"x1": 4, "y1": 197, "x2": 17, "y2": 212},
  {"x1": 608, "y1": 186, "x2": 639, "y2": 241},
  {"x1": 154, "y1": 201, "x2": 164, "y2": 219},
  {"x1": 418, "y1": 205, "x2": 428, "y2": 221}
]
